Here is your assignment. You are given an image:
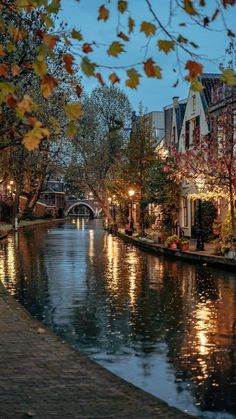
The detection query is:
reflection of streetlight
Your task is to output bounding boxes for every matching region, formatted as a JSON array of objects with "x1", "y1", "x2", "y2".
[
  {"x1": 195, "y1": 176, "x2": 205, "y2": 251},
  {"x1": 128, "y1": 189, "x2": 135, "y2": 230}
]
